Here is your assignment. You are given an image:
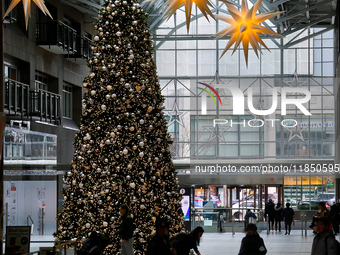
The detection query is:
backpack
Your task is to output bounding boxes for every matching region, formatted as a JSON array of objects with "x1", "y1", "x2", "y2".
[{"x1": 324, "y1": 234, "x2": 340, "y2": 255}]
